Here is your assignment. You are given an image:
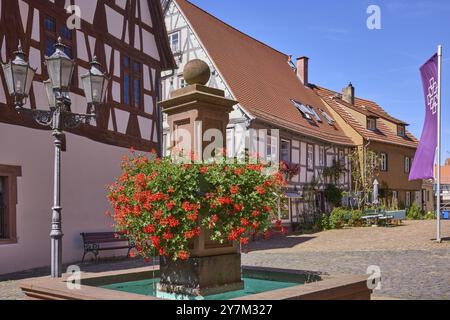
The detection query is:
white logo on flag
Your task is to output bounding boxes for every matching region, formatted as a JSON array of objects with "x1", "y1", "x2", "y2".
[{"x1": 427, "y1": 77, "x2": 438, "y2": 115}]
